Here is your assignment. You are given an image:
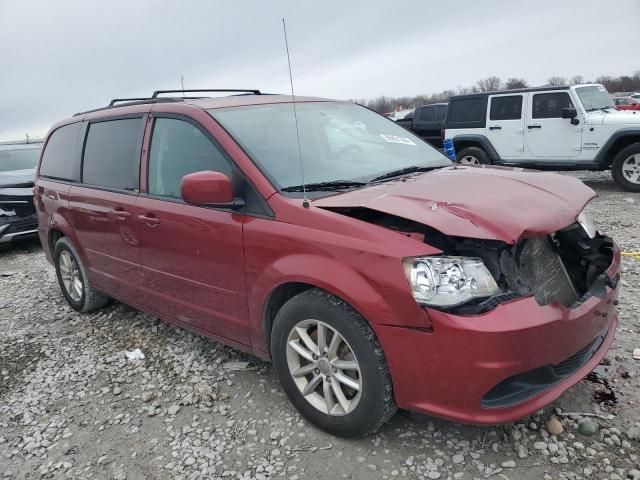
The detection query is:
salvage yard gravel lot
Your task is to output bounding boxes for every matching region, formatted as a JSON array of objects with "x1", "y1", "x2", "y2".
[{"x1": 0, "y1": 172, "x2": 638, "y2": 480}]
